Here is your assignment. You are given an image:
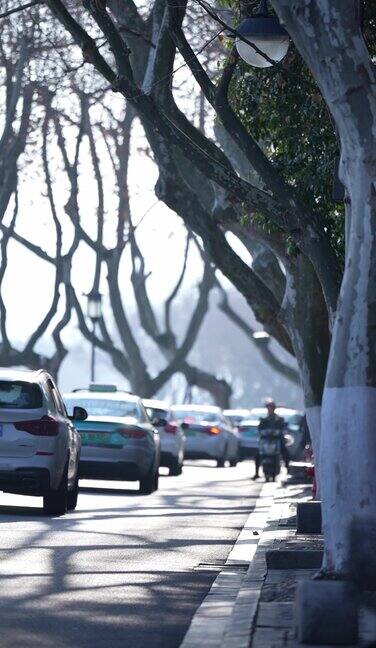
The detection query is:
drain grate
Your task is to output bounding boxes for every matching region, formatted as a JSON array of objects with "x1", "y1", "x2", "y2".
[{"x1": 194, "y1": 561, "x2": 248, "y2": 572}]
